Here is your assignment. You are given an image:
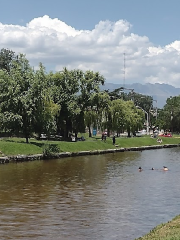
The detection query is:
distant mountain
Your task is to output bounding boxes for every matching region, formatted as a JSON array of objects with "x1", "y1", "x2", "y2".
[{"x1": 101, "y1": 82, "x2": 180, "y2": 108}]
